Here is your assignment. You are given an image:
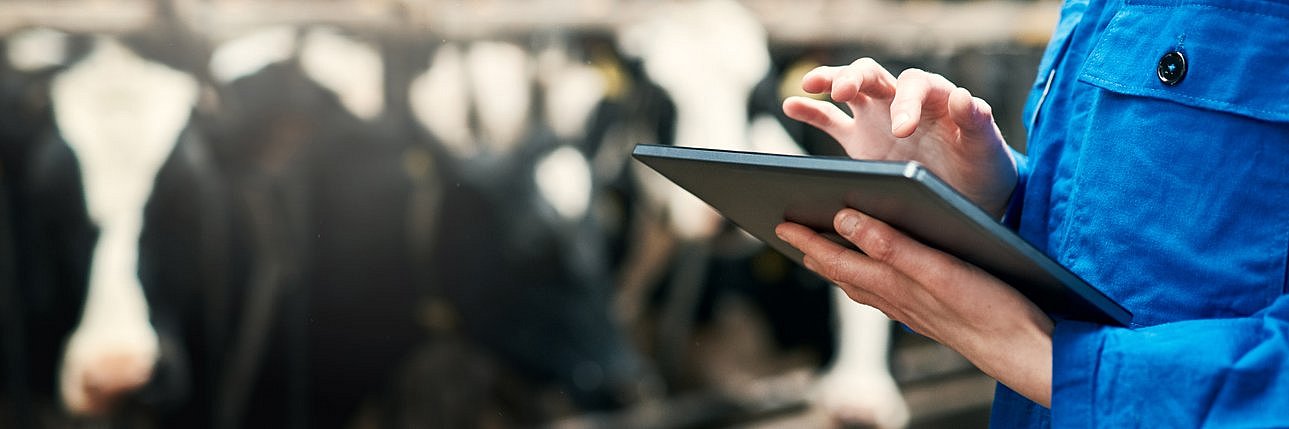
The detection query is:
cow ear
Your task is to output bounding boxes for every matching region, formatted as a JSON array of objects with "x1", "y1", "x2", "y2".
[
  {"x1": 6, "y1": 27, "x2": 70, "y2": 72},
  {"x1": 614, "y1": 13, "x2": 657, "y2": 62},
  {"x1": 209, "y1": 26, "x2": 298, "y2": 84},
  {"x1": 465, "y1": 41, "x2": 532, "y2": 156},
  {"x1": 538, "y1": 46, "x2": 607, "y2": 142},
  {"x1": 299, "y1": 27, "x2": 385, "y2": 122},
  {"x1": 410, "y1": 43, "x2": 476, "y2": 159}
]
